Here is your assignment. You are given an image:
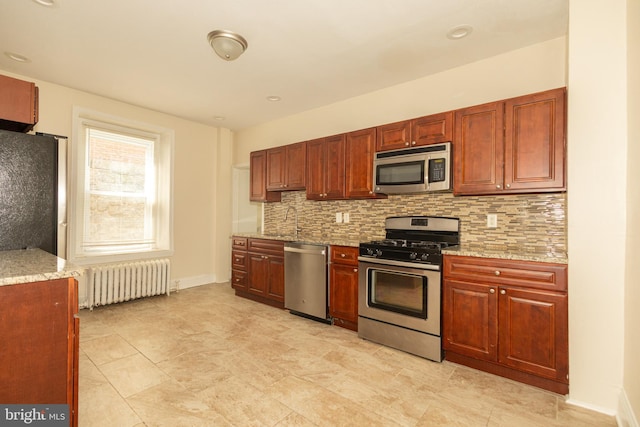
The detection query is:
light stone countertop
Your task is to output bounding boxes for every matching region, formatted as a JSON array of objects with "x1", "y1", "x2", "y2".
[
  {"x1": 442, "y1": 244, "x2": 568, "y2": 264},
  {"x1": 0, "y1": 248, "x2": 85, "y2": 286},
  {"x1": 231, "y1": 233, "x2": 361, "y2": 248},
  {"x1": 232, "y1": 234, "x2": 568, "y2": 264}
]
